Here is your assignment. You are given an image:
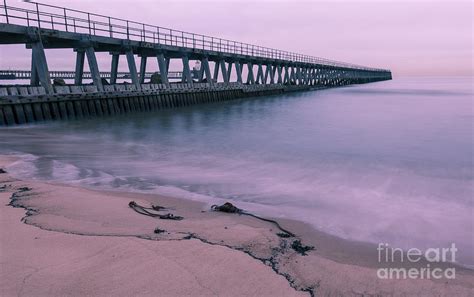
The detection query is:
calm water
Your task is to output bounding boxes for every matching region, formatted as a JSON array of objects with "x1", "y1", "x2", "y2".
[{"x1": 1, "y1": 77, "x2": 473, "y2": 266}]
